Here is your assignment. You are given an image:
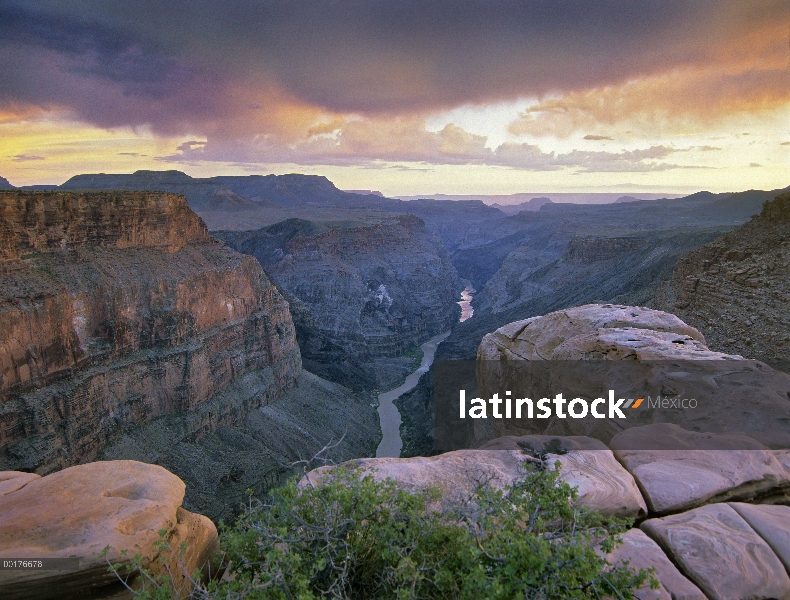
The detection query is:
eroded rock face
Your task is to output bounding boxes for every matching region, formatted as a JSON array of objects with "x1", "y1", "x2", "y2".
[
  {"x1": 611, "y1": 424, "x2": 790, "y2": 514},
  {"x1": 641, "y1": 503, "x2": 790, "y2": 600},
  {"x1": 0, "y1": 460, "x2": 218, "y2": 600},
  {"x1": 729, "y1": 502, "x2": 790, "y2": 573},
  {"x1": 655, "y1": 192, "x2": 790, "y2": 369},
  {"x1": 476, "y1": 304, "x2": 790, "y2": 446},
  {"x1": 217, "y1": 215, "x2": 460, "y2": 388},
  {"x1": 0, "y1": 191, "x2": 300, "y2": 473},
  {"x1": 602, "y1": 528, "x2": 705, "y2": 600},
  {"x1": 544, "y1": 450, "x2": 647, "y2": 518}
]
